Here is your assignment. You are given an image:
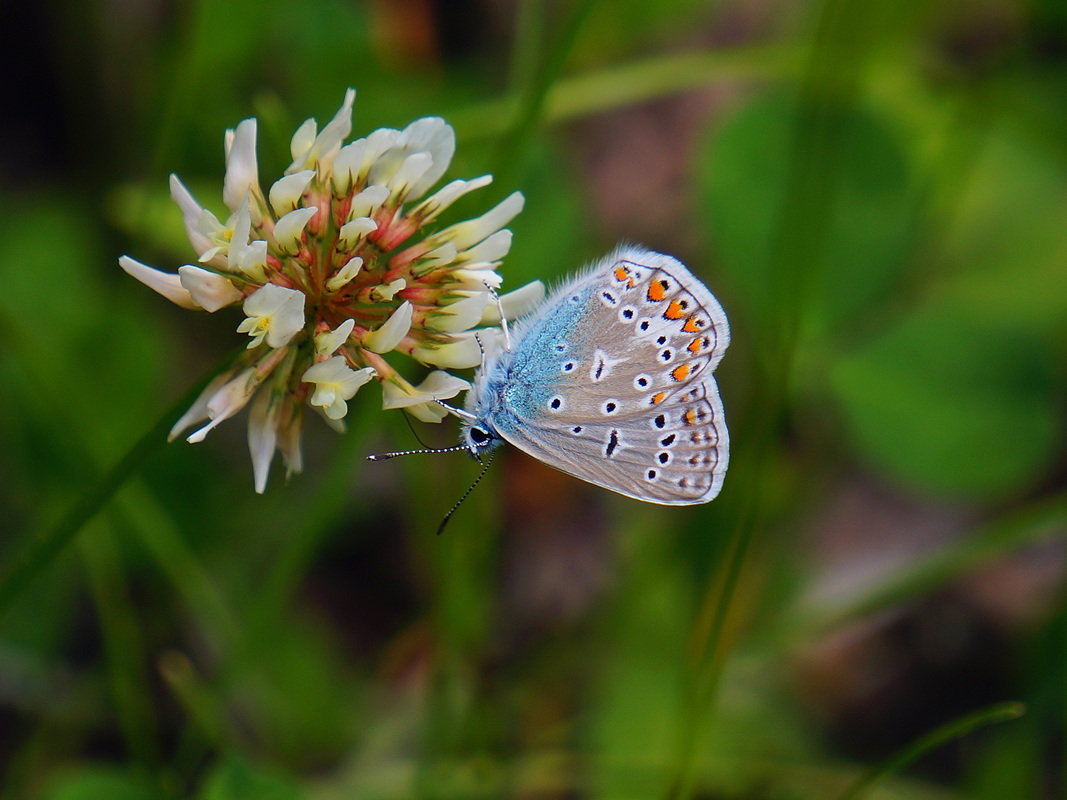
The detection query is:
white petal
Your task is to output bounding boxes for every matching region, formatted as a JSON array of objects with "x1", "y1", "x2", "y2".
[
  {"x1": 269, "y1": 170, "x2": 315, "y2": 216},
  {"x1": 193, "y1": 208, "x2": 227, "y2": 266},
  {"x1": 332, "y1": 139, "x2": 367, "y2": 193},
  {"x1": 315, "y1": 318, "x2": 355, "y2": 355},
  {"x1": 277, "y1": 410, "x2": 303, "y2": 477},
  {"x1": 312, "y1": 88, "x2": 356, "y2": 171},
  {"x1": 452, "y1": 268, "x2": 504, "y2": 289},
  {"x1": 226, "y1": 200, "x2": 253, "y2": 273},
  {"x1": 169, "y1": 175, "x2": 214, "y2": 256},
  {"x1": 238, "y1": 239, "x2": 268, "y2": 278},
  {"x1": 274, "y1": 206, "x2": 317, "y2": 254},
  {"x1": 169, "y1": 371, "x2": 234, "y2": 441},
  {"x1": 243, "y1": 282, "x2": 288, "y2": 315},
  {"x1": 348, "y1": 185, "x2": 390, "y2": 219},
  {"x1": 302, "y1": 356, "x2": 346, "y2": 383},
  {"x1": 361, "y1": 128, "x2": 401, "y2": 173},
  {"x1": 267, "y1": 292, "x2": 306, "y2": 348},
  {"x1": 187, "y1": 368, "x2": 258, "y2": 443},
  {"x1": 288, "y1": 88, "x2": 356, "y2": 173},
  {"x1": 302, "y1": 357, "x2": 375, "y2": 420},
  {"x1": 119, "y1": 256, "x2": 198, "y2": 309},
  {"x1": 412, "y1": 175, "x2": 492, "y2": 222},
  {"x1": 397, "y1": 117, "x2": 455, "y2": 196},
  {"x1": 362, "y1": 301, "x2": 412, "y2": 353},
  {"x1": 177, "y1": 266, "x2": 243, "y2": 312},
  {"x1": 338, "y1": 216, "x2": 377, "y2": 248},
  {"x1": 405, "y1": 402, "x2": 450, "y2": 423},
  {"x1": 242, "y1": 284, "x2": 306, "y2": 349},
  {"x1": 290, "y1": 118, "x2": 318, "y2": 164},
  {"x1": 411, "y1": 242, "x2": 458, "y2": 275},
  {"x1": 458, "y1": 229, "x2": 512, "y2": 264},
  {"x1": 326, "y1": 256, "x2": 364, "y2": 293},
  {"x1": 247, "y1": 389, "x2": 278, "y2": 494},
  {"x1": 478, "y1": 280, "x2": 545, "y2": 325},
  {"x1": 341, "y1": 366, "x2": 376, "y2": 393},
  {"x1": 412, "y1": 333, "x2": 483, "y2": 369},
  {"x1": 381, "y1": 370, "x2": 470, "y2": 409},
  {"x1": 365, "y1": 149, "x2": 408, "y2": 188},
  {"x1": 371, "y1": 278, "x2": 406, "y2": 301},
  {"x1": 384, "y1": 152, "x2": 434, "y2": 201},
  {"x1": 438, "y1": 191, "x2": 524, "y2": 250},
  {"x1": 424, "y1": 292, "x2": 489, "y2": 332},
  {"x1": 223, "y1": 118, "x2": 260, "y2": 213}
]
